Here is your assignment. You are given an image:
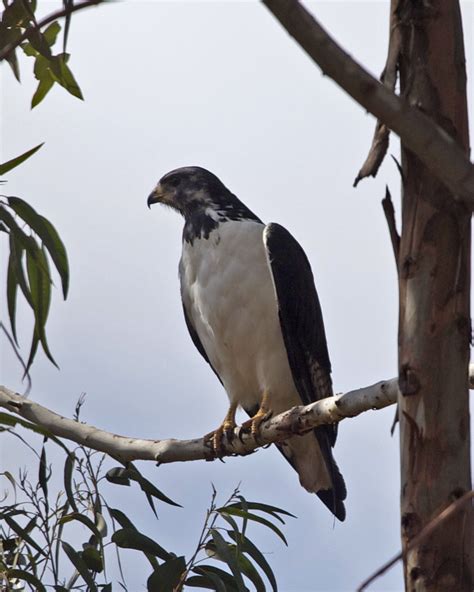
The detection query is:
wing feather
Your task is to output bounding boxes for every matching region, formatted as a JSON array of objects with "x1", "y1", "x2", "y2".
[
  {"x1": 263, "y1": 222, "x2": 346, "y2": 520},
  {"x1": 182, "y1": 302, "x2": 223, "y2": 385}
]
